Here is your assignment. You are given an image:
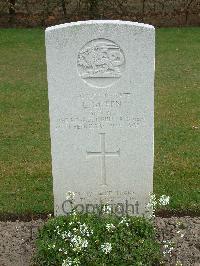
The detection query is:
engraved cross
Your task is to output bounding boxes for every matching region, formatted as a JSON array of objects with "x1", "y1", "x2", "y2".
[{"x1": 87, "y1": 133, "x2": 120, "y2": 186}]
